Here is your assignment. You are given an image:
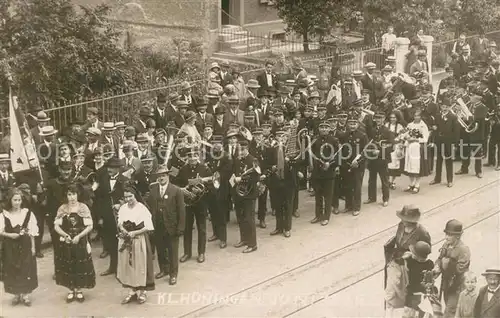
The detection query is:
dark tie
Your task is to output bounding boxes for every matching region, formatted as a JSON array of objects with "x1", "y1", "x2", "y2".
[{"x1": 277, "y1": 146, "x2": 285, "y2": 179}]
